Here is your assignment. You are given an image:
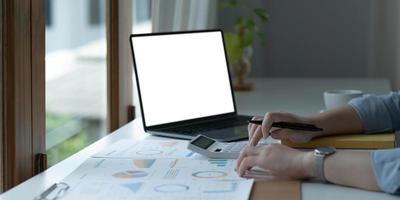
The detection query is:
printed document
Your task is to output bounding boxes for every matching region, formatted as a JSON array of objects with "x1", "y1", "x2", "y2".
[{"x1": 60, "y1": 158, "x2": 253, "y2": 200}]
